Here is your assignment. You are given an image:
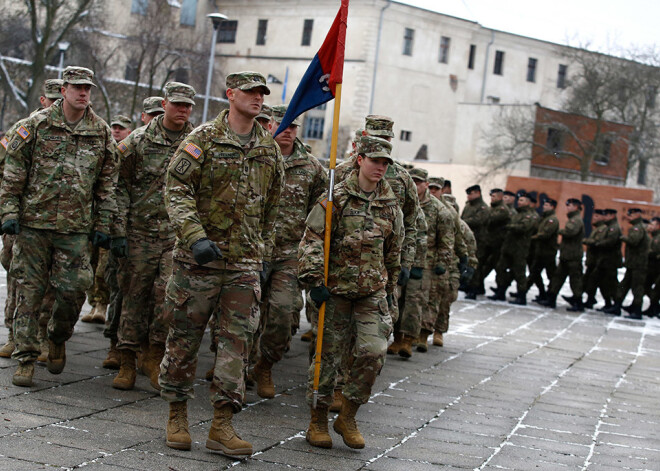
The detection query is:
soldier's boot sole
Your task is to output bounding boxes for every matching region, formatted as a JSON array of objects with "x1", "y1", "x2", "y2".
[
  {"x1": 12, "y1": 362, "x2": 35, "y2": 387},
  {"x1": 47, "y1": 340, "x2": 66, "y2": 375}
]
